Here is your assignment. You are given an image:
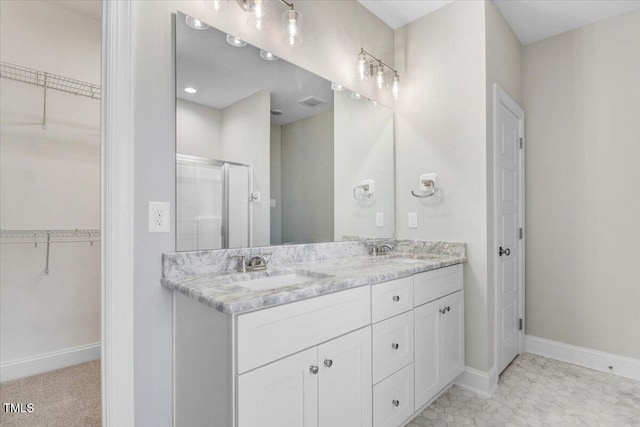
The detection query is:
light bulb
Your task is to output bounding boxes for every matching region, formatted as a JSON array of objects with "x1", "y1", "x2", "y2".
[
  {"x1": 392, "y1": 74, "x2": 400, "y2": 99},
  {"x1": 357, "y1": 52, "x2": 368, "y2": 81},
  {"x1": 204, "y1": 0, "x2": 228, "y2": 11},
  {"x1": 282, "y1": 9, "x2": 302, "y2": 47}
]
